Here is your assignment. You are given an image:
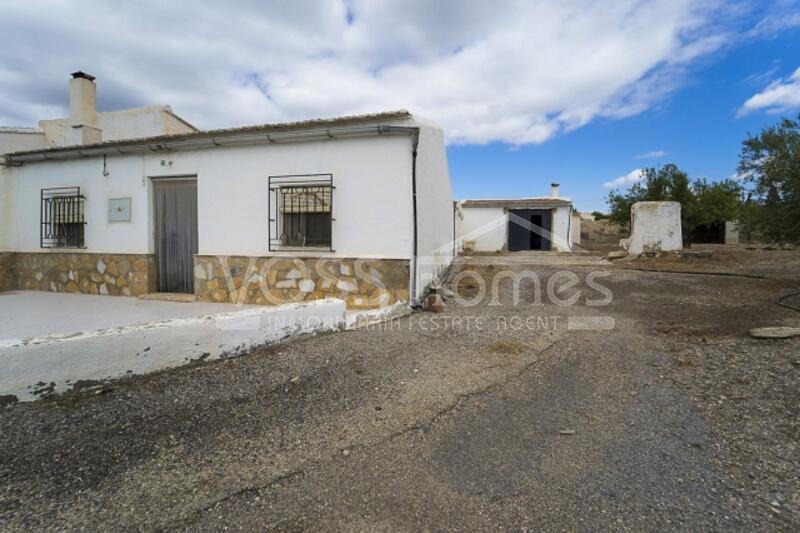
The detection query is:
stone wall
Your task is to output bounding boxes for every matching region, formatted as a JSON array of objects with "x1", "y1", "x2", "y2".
[
  {"x1": 0, "y1": 253, "x2": 15, "y2": 292},
  {"x1": 4, "y1": 252, "x2": 411, "y2": 308},
  {"x1": 13, "y1": 253, "x2": 156, "y2": 296},
  {"x1": 194, "y1": 256, "x2": 410, "y2": 309}
]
